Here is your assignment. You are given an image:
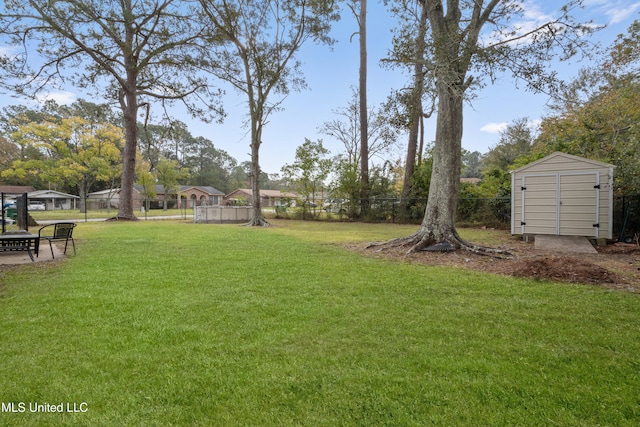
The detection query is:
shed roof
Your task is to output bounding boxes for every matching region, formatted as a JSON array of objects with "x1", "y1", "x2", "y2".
[{"x1": 510, "y1": 152, "x2": 615, "y2": 175}]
